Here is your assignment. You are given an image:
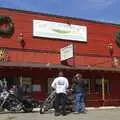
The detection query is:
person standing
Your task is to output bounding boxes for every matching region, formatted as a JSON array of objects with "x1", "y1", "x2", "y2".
[
  {"x1": 71, "y1": 73, "x2": 85, "y2": 113},
  {"x1": 51, "y1": 71, "x2": 69, "y2": 116},
  {"x1": 0, "y1": 79, "x2": 3, "y2": 93},
  {"x1": 16, "y1": 77, "x2": 24, "y2": 100},
  {"x1": 3, "y1": 77, "x2": 7, "y2": 90}
]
